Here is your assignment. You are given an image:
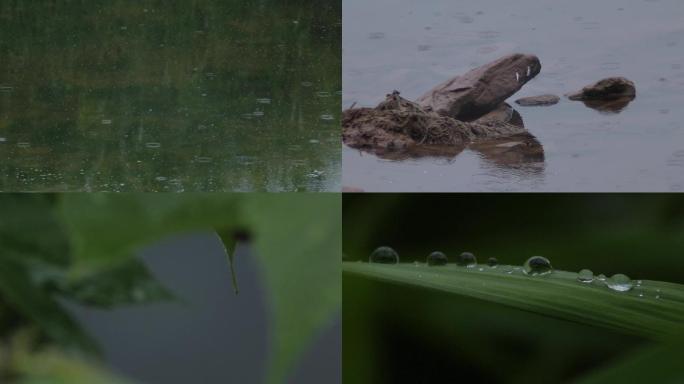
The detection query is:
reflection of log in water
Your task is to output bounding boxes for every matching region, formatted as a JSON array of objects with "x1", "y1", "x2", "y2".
[{"x1": 343, "y1": 53, "x2": 546, "y2": 169}]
